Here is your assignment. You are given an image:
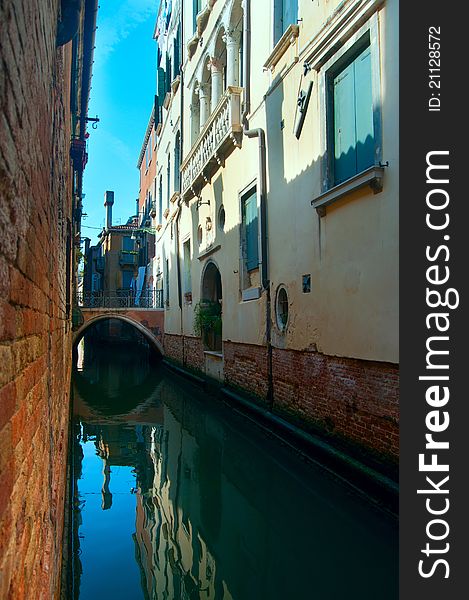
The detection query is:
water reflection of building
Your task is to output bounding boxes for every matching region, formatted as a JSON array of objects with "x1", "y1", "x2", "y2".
[
  {"x1": 72, "y1": 355, "x2": 397, "y2": 599},
  {"x1": 134, "y1": 418, "x2": 230, "y2": 600}
]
